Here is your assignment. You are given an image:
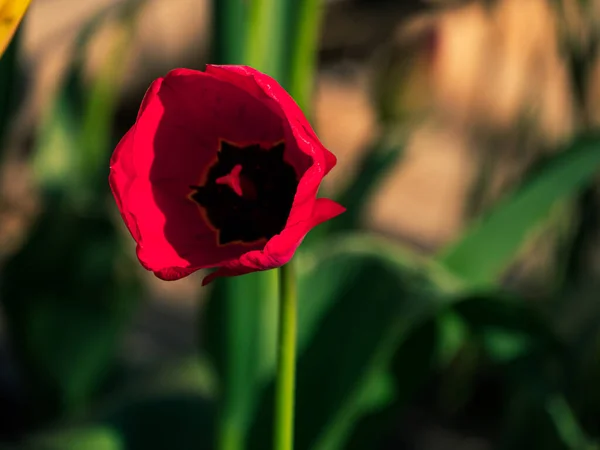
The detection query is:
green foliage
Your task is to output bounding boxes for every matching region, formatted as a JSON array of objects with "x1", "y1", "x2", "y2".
[
  {"x1": 1, "y1": 2, "x2": 143, "y2": 423},
  {"x1": 203, "y1": 272, "x2": 279, "y2": 449},
  {"x1": 452, "y1": 294, "x2": 559, "y2": 364},
  {"x1": 23, "y1": 358, "x2": 217, "y2": 450},
  {"x1": 33, "y1": 66, "x2": 84, "y2": 196},
  {"x1": 212, "y1": 0, "x2": 247, "y2": 65},
  {"x1": 95, "y1": 392, "x2": 215, "y2": 450},
  {"x1": 24, "y1": 427, "x2": 124, "y2": 450},
  {"x1": 244, "y1": 234, "x2": 449, "y2": 450},
  {"x1": 34, "y1": 4, "x2": 135, "y2": 204},
  {"x1": 1, "y1": 196, "x2": 140, "y2": 419},
  {"x1": 200, "y1": 126, "x2": 600, "y2": 450},
  {"x1": 344, "y1": 320, "x2": 438, "y2": 450},
  {"x1": 438, "y1": 134, "x2": 600, "y2": 289}
]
